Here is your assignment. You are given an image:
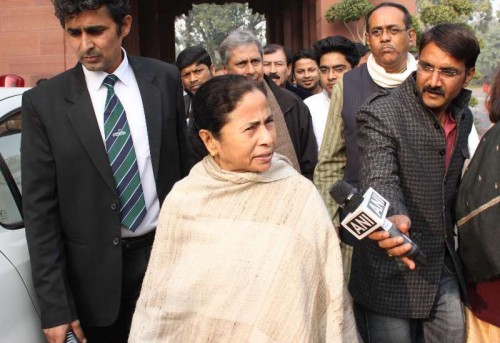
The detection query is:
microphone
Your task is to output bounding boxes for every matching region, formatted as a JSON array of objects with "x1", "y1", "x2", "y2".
[{"x1": 330, "y1": 180, "x2": 427, "y2": 265}]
